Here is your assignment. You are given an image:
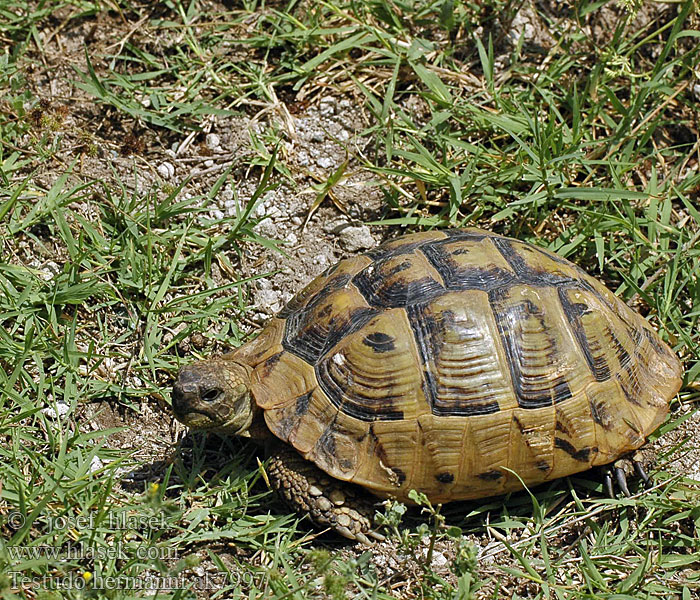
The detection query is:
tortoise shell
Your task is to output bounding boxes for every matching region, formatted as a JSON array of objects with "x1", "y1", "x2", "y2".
[{"x1": 236, "y1": 229, "x2": 682, "y2": 503}]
